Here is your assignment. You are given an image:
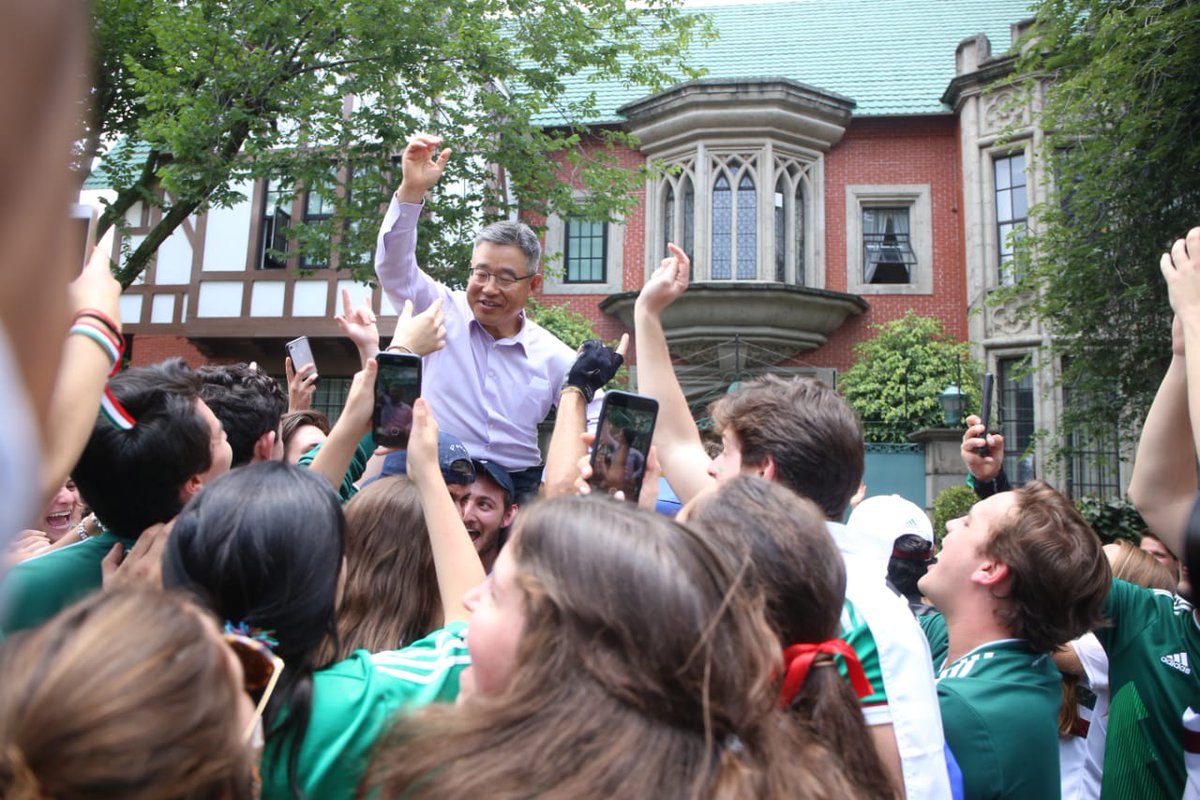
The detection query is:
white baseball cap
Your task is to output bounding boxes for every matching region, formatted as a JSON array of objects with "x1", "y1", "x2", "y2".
[{"x1": 845, "y1": 494, "x2": 935, "y2": 580}]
